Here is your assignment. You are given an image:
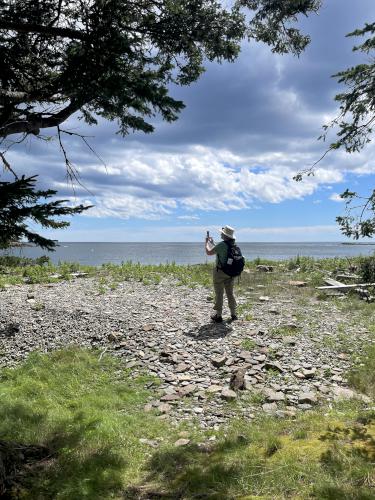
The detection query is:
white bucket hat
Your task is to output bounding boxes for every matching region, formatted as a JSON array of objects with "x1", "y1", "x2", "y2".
[{"x1": 220, "y1": 225, "x2": 235, "y2": 239}]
